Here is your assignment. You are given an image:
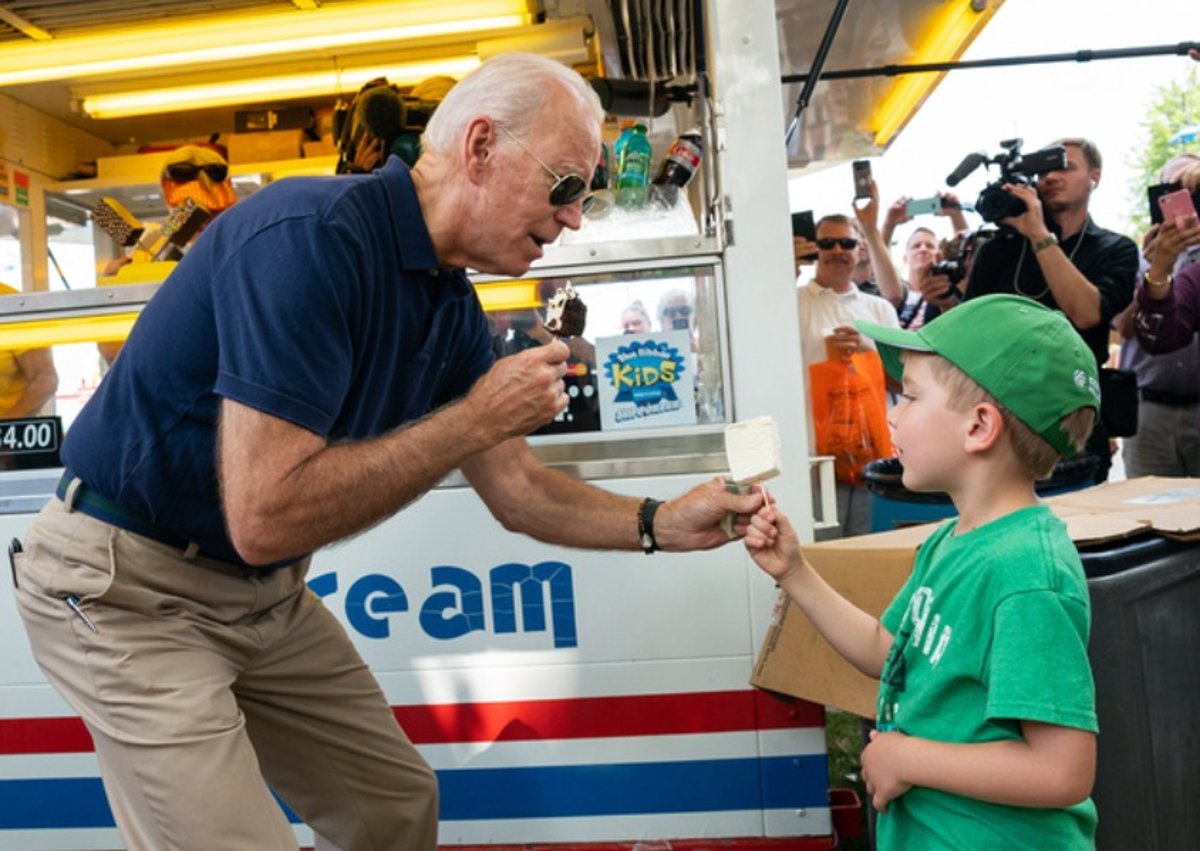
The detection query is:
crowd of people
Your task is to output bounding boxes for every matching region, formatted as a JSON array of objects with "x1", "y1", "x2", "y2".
[{"x1": 794, "y1": 135, "x2": 1200, "y2": 535}]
